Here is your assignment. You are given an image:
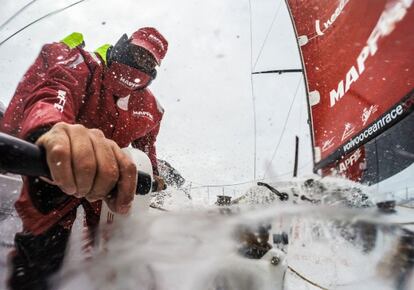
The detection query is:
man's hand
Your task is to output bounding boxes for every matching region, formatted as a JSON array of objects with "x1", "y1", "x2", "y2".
[{"x1": 36, "y1": 122, "x2": 137, "y2": 214}]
